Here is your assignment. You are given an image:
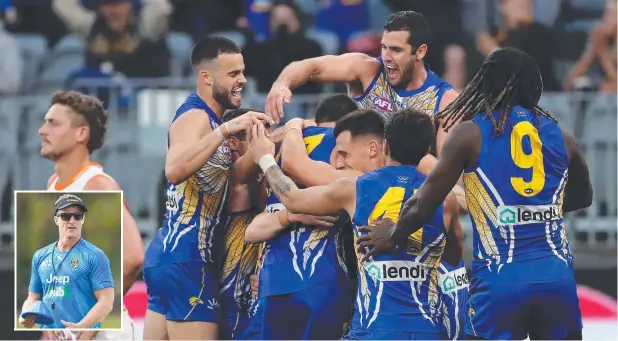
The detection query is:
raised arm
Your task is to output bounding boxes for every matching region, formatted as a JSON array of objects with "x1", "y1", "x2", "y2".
[
  {"x1": 165, "y1": 110, "x2": 272, "y2": 184},
  {"x1": 280, "y1": 121, "x2": 360, "y2": 187},
  {"x1": 562, "y1": 129, "x2": 593, "y2": 212},
  {"x1": 266, "y1": 53, "x2": 379, "y2": 120}
]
